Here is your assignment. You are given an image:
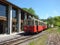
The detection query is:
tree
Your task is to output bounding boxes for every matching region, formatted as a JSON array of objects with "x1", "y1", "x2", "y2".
[
  {"x1": 22, "y1": 8, "x2": 39, "y2": 19},
  {"x1": 22, "y1": 8, "x2": 28, "y2": 12},
  {"x1": 53, "y1": 16, "x2": 60, "y2": 26},
  {"x1": 46, "y1": 16, "x2": 60, "y2": 27},
  {"x1": 28, "y1": 8, "x2": 35, "y2": 15}
]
